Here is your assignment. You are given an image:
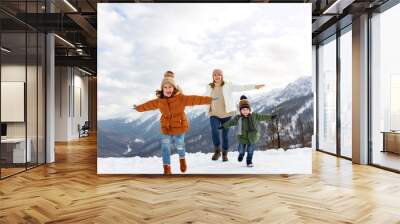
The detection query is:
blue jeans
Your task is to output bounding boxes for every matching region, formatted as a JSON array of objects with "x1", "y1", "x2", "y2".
[
  {"x1": 238, "y1": 144, "x2": 255, "y2": 165},
  {"x1": 160, "y1": 133, "x2": 186, "y2": 165},
  {"x1": 210, "y1": 116, "x2": 231, "y2": 152}
]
